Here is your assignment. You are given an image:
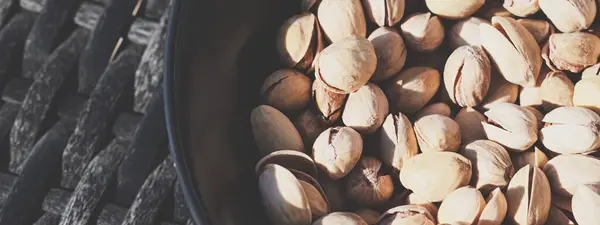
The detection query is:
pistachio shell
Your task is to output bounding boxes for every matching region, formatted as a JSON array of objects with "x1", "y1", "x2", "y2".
[
  {"x1": 510, "y1": 146, "x2": 548, "y2": 170},
  {"x1": 312, "y1": 127, "x2": 363, "y2": 180},
  {"x1": 522, "y1": 106, "x2": 543, "y2": 131},
  {"x1": 539, "y1": 106, "x2": 600, "y2": 154},
  {"x1": 400, "y1": 12, "x2": 445, "y2": 52},
  {"x1": 517, "y1": 19, "x2": 553, "y2": 44},
  {"x1": 506, "y1": 165, "x2": 551, "y2": 225},
  {"x1": 582, "y1": 63, "x2": 600, "y2": 79},
  {"x1": 540, "y1": 71, "x2": 574, "y2": 112},
  {"x1": 444, "y1": 45, "x2": 491, "y2": 107},
  {"x1": 455, "y1": 107, "x2": 487, "y2": 144},
  {"x1": 315, "y1": 36, "x2": 377, "y2": 94},
  {"x1": 543, "y1": 154, "x2": 600, "y2": 196},
  {"x1": 480, "y1": 16, "x2": 542, "y2": 87},
  {"x1": 355, "y1": 209, "x2": 381, "y2": 225},
  {"x1": 481, "y1": 72, "x2": 519, "y2": 110},
  {"x1": 405, "y1": 193, "x2": 440, "y2": 218},
  {"x1": 459, "y1": 140, "x2": 515, "y2": 193},
  {"x1": 259, "y1": 164, "x2": 312, "y2": 225},
  {"x1": 572, "y1": 184, "x2": 600, "y2": 225},
  {"x1": 312, "y1": 80, "x2": 348, "y2": 124},
  {"x1": 481, "y1": 103, "x2": 538, "y2": 151},
  {"x1": 251, "y1": 105, "x2": 305, "y2": 155},
  {"x1": 276, "y1": 13, "x2": 323, "y2": 71},
  {"x1": 539, "y1": 0, "x2": 597, "y2": 33},
  {"x1": 438, "y1": 186, "x2": 486, "y2": 225},
  {"x1": 379, "y1": 205, "x2": 436, "y2": 225},
  {"x1": 425, "y1": 0, "x2": 485, "y2": 19},
  {"x1": 548, "y1": 32, "x2": 600, "y2": 73},
  {"x1": 385, "y1": 67, "x2": 440, "y2": 114},
  {"x1": 299, "y1": 179, "x2": 330, "y2": 219},
  {"x1": 379, "y1": 112, "x2": 418, "y2": 172},
  {"x1": 368, "y1": 27, "x2": 407, "y2": 81},
  {"x1": 260, "y1": 69, "x2": 312, "y2": 111},
  {"x1": 449, "y1": 17, "x2": 491, "y2": 50},
  {"x1": 342, "y1": 83, "x2": 389, "y2": 134},
  {"x1": 400, "y1": 152, "x2": 472, "y2": 202},
  {"x1": 255, "y1": 150, "x2": 318, "y2": 177},
  {"x1": 363, "y1": 0, "x2": 406, "y2": 26},
  {"x1": 295, "y1": 108, "x2": 330, "y2": 148},
  {"x1": 546, "y1": 205, "x2": 575, "y2": 225},
  {"x1": 477, "y1": 188, "x2": 508, "y2": 225},
  {"x1": 574, "y1": 76, "x2": 600, "y2": 115},
  {"x1": 503, "y1": 0, "x2": 540, "y2": 17},
  {"x1": 414, "y1": 114, "x2": 462, "y2": 153},
  {"x1": 314, "y1": 212, "x2": 368, "y2": 225},
  {"x1": 346, "y1": 157, "x2": 394, "y2": 207},
  {"x1": 413, "y1": 103, "x2": 452, "y2": 121},
  {"x1": 317, "y1": 0, "x2": 367, "y2": 42}
]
